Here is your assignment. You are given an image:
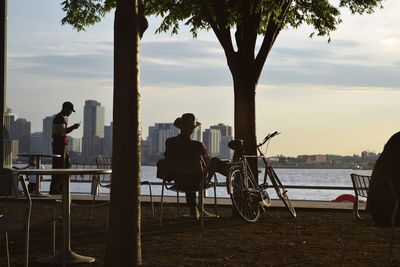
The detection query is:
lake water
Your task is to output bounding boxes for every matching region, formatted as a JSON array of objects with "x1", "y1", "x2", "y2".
[{"x1": 25, "y1": 165, "x2": 371, "y2": 201}]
